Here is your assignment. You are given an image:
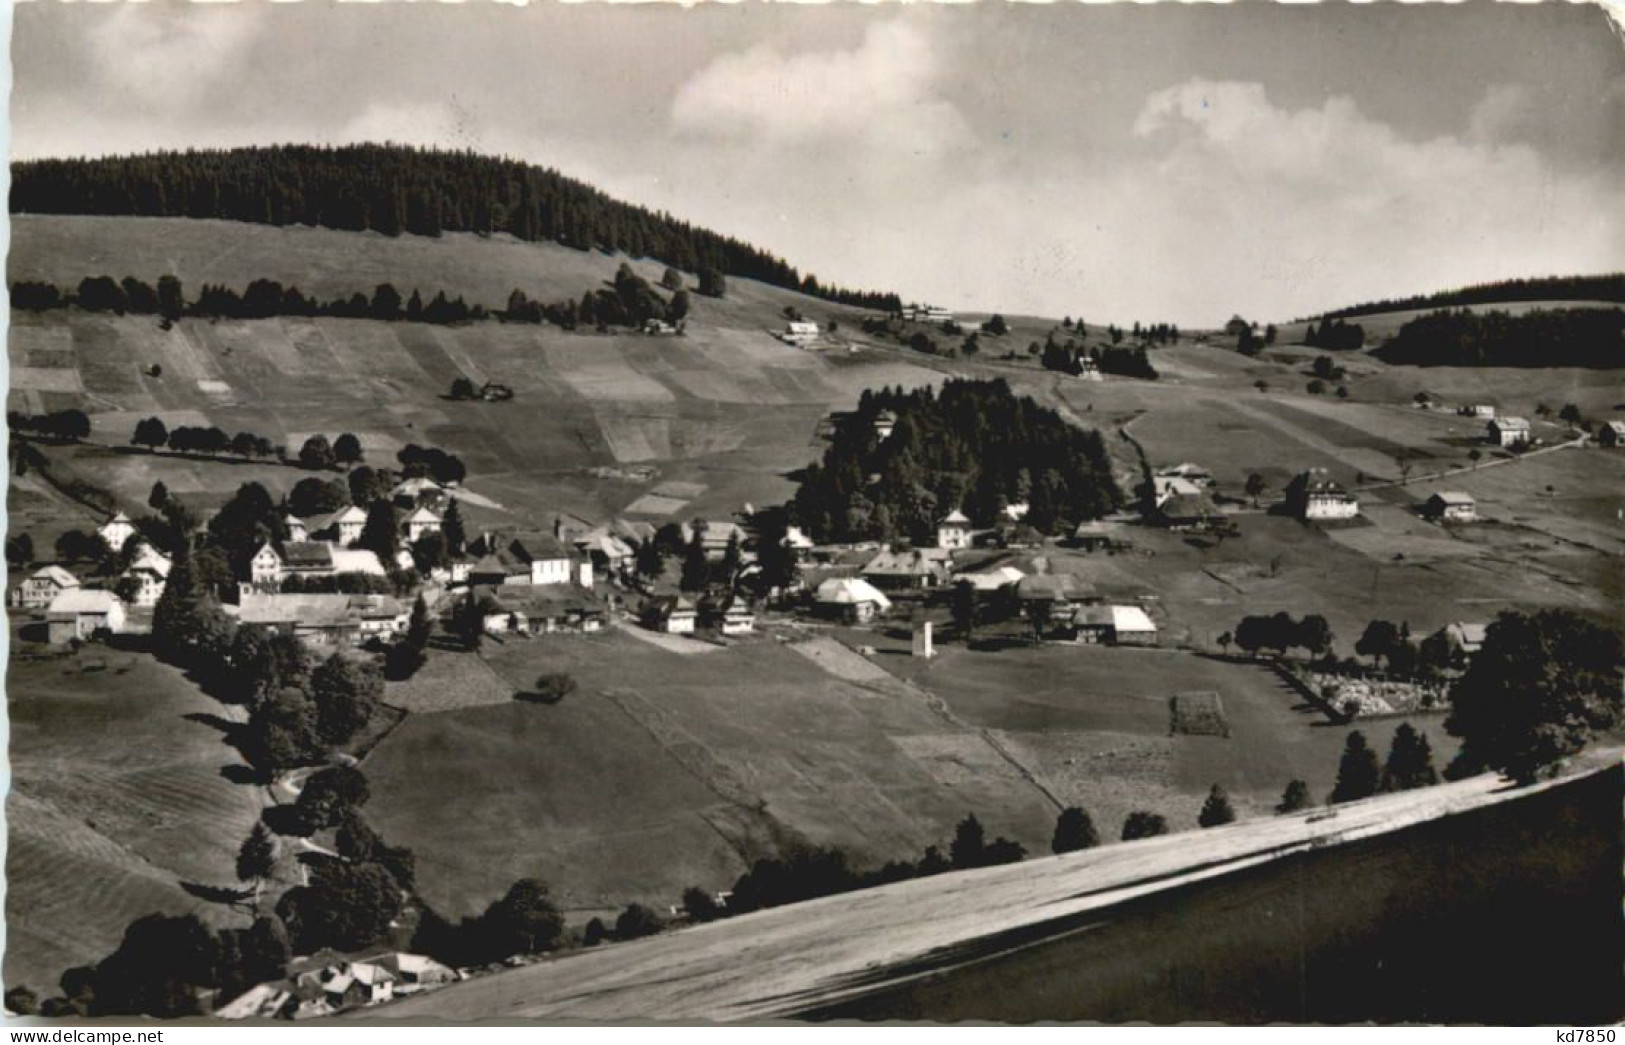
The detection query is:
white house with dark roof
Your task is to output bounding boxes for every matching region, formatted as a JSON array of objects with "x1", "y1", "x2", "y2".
[
  {"x1": 813, "y1": 577, "x2": 892, "y2": 623},
  {"x1": 1598, "y1": 420, "x2": 1625, "y2": 447},
  {"x1": 14, "y1": 564, "x2": 80, "y2": 609},
  {"x1": 1287, "y1": 469, "x2": 1360, "y2": 521}
]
